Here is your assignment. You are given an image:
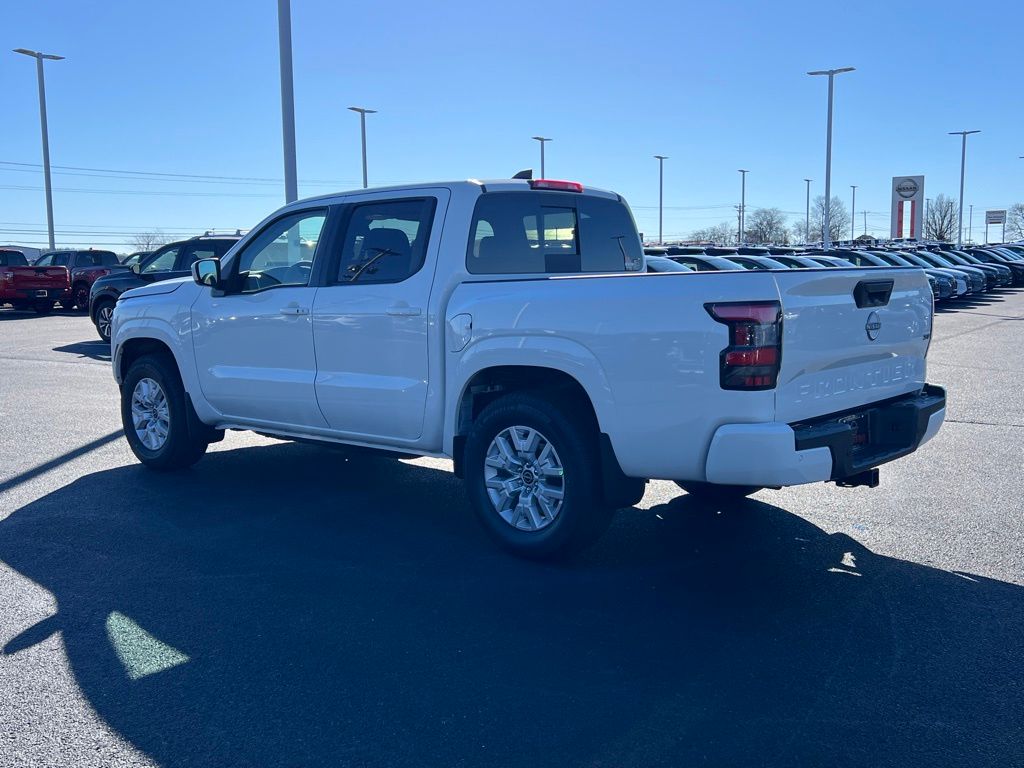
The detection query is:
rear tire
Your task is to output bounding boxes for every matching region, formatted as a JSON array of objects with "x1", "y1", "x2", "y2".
[
  {"x1": 675, "y1": 481, "x2": 761, "y2": 503},
  {"x1": 121, "y1": 353, "x2": 209, "y2": 471},
  {"x1": 464, "y1": 392, "x2": 614, "y2": 560},
  {"x1": 71, "y1": 283, "x2": 90, "y2": 311},
  {"x1": 94, "y1": 299, "x2": 115, "y2": 342}
]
